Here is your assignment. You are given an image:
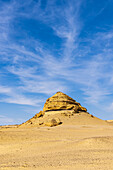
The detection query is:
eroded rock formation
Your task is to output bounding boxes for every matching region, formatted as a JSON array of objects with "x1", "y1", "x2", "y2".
[
  {"x1": 20, "y1": 91, "x2": 88, "y2": 127},
  {"x1": 43, "y1": 92, "x2": 87, "y2": 112}
]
